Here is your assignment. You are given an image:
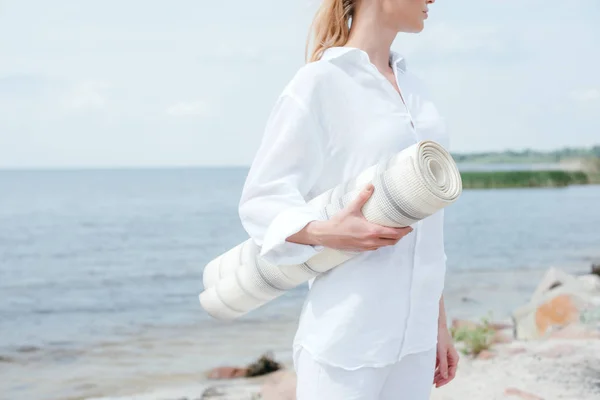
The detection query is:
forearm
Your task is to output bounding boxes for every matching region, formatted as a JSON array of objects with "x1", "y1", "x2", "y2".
[{"x1": 438, "y1": 294, "x2": 448, "y2": 328}]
